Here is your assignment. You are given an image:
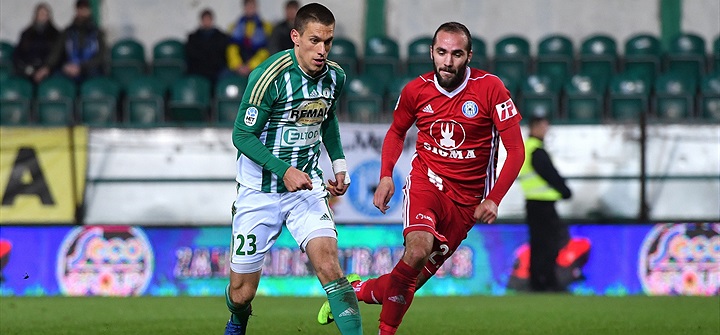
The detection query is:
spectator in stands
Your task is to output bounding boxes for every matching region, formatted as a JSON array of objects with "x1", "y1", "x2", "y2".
[
  {"x1": 518, "y1": 116, "x2": 572, "y2": 292},
  {"x1": 13, "y1": 3, "x2": 60, "y2": 83},
  {"x1": 33, "y1": 0, "x2": 106, "y2": 83},
  {"x1": 268, "y1": 0, "x2": 299, "y2": 54},
  {"x1": 186, "y1": 8, "x2": 229, "y2": 83},
  {"x1": 226, "y1": 0, "x2": 272, "y2": 77}
]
